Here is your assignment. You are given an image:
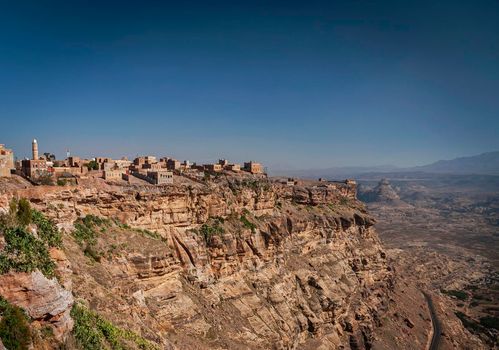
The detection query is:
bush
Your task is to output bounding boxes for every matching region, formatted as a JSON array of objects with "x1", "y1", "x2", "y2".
[
  {"x1": 85, "y1": 160, "x2": 99, "y2": 171},
  {"x1": 0, "y1": 227, "x2": 55, "y2": 277},
  {"x1": 240, "y1": 214, "x2": 256, "y2": 233},
  {"x1": 199, "y1": 219, "x2": 224, "y2": 243},
  {"x1": 31, "y1": 210, "x2": 62, "y2": 248},
  {"x1": 0, "y1": 199, "x2": 60, "y2": 278},
  {"x1": 0, "y1": 296, "x2": 31, "y2": 350},
  {"x1": 72, "y1": 215, "x2": 110, "y2": 247},
  {"x1": 16, "y1": 198, "x2": 32, "y2": 227},
  {"x1": 71, "y1": 303, "x2": 158, "y2": 350},
  {"x1": 56, "y1": 179, "x2": 67, "y2": 186}
]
